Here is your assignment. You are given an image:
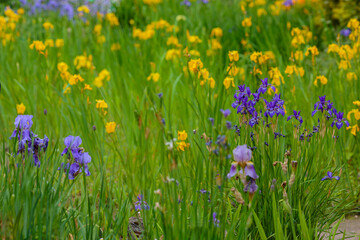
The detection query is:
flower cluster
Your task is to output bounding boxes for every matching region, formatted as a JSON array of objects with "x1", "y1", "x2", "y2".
[
  {"x1": 10, "y1": 115, "x2": 49, "y2": 167},
  {"x1": 227, "y1": 145, "x2": 259, "y2": 200},
  {"x1": 134, "y1": 194, "x2": 150, "y2": 211},
  {"x1": 59, "y1": 136, "x2": 91, "y2": 180}
]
